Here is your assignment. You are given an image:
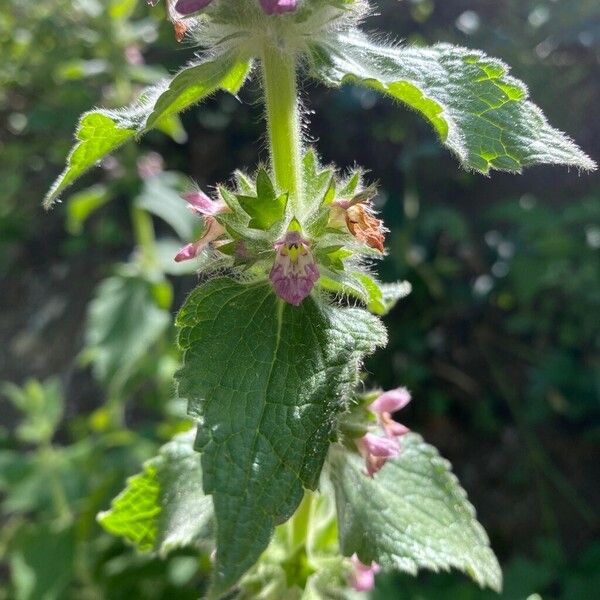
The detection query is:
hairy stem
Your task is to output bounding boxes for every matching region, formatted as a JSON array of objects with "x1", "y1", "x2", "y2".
[{"x1": 261, "y1": 42, "x2": 303, "y2": 209}]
